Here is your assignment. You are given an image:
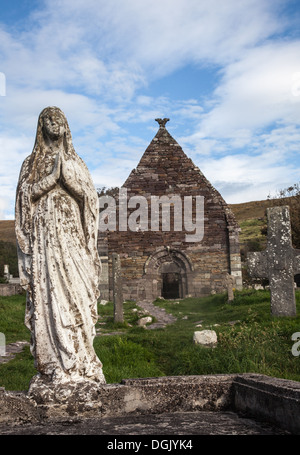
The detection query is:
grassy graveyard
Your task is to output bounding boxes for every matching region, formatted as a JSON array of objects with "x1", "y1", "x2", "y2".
[{"x1": 1, "y1": 289, "x2": 300, "y2": 390}]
